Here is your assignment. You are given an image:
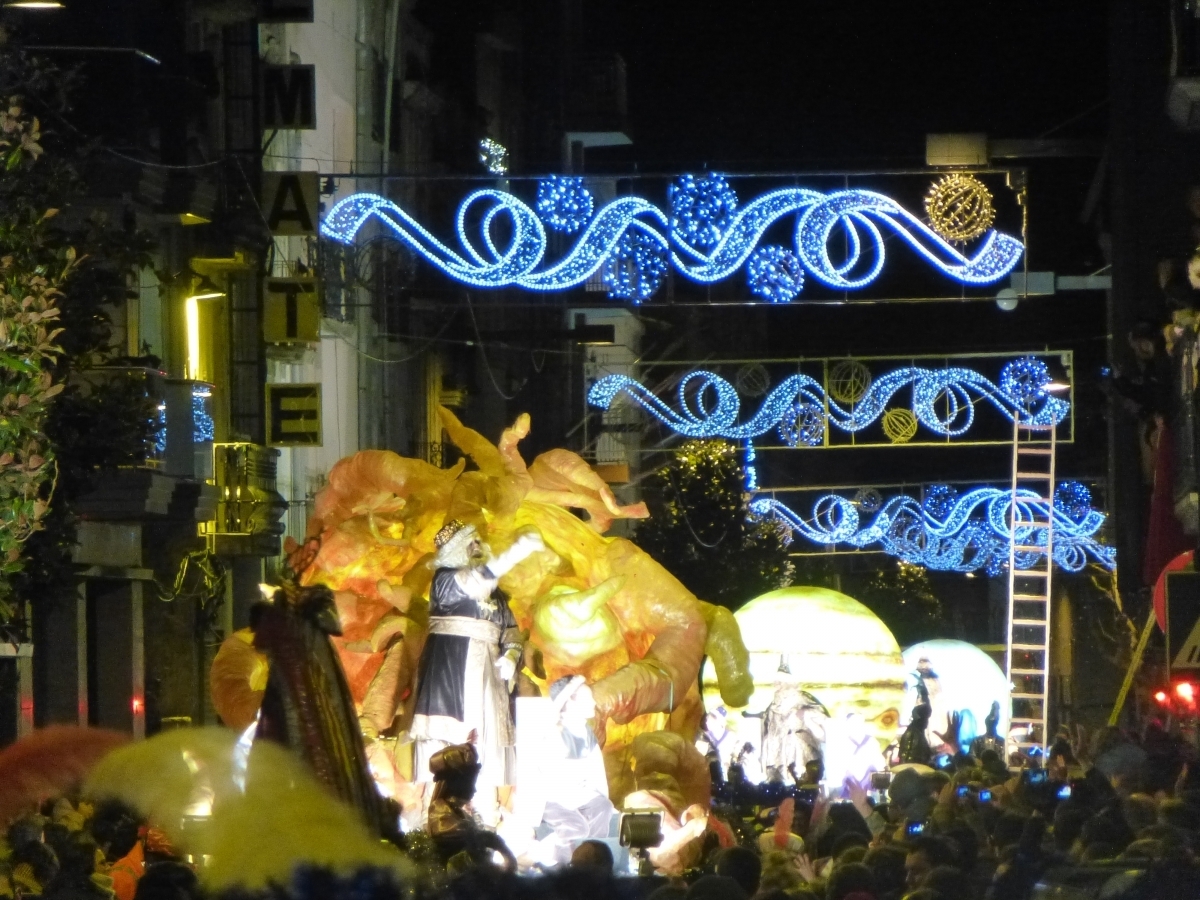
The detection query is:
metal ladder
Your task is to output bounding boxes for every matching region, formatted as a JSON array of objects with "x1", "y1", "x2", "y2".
[{"x1": 1005, "y1": 419, "x2": 1057, "y2": 763}]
